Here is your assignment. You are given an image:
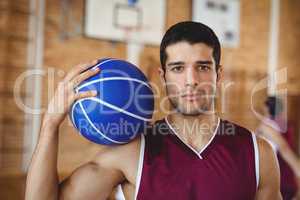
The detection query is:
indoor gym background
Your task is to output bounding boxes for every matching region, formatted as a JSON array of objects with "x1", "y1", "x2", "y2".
[{"x1": 0, "y1": 0, "x2": 300, "y2": 199}]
